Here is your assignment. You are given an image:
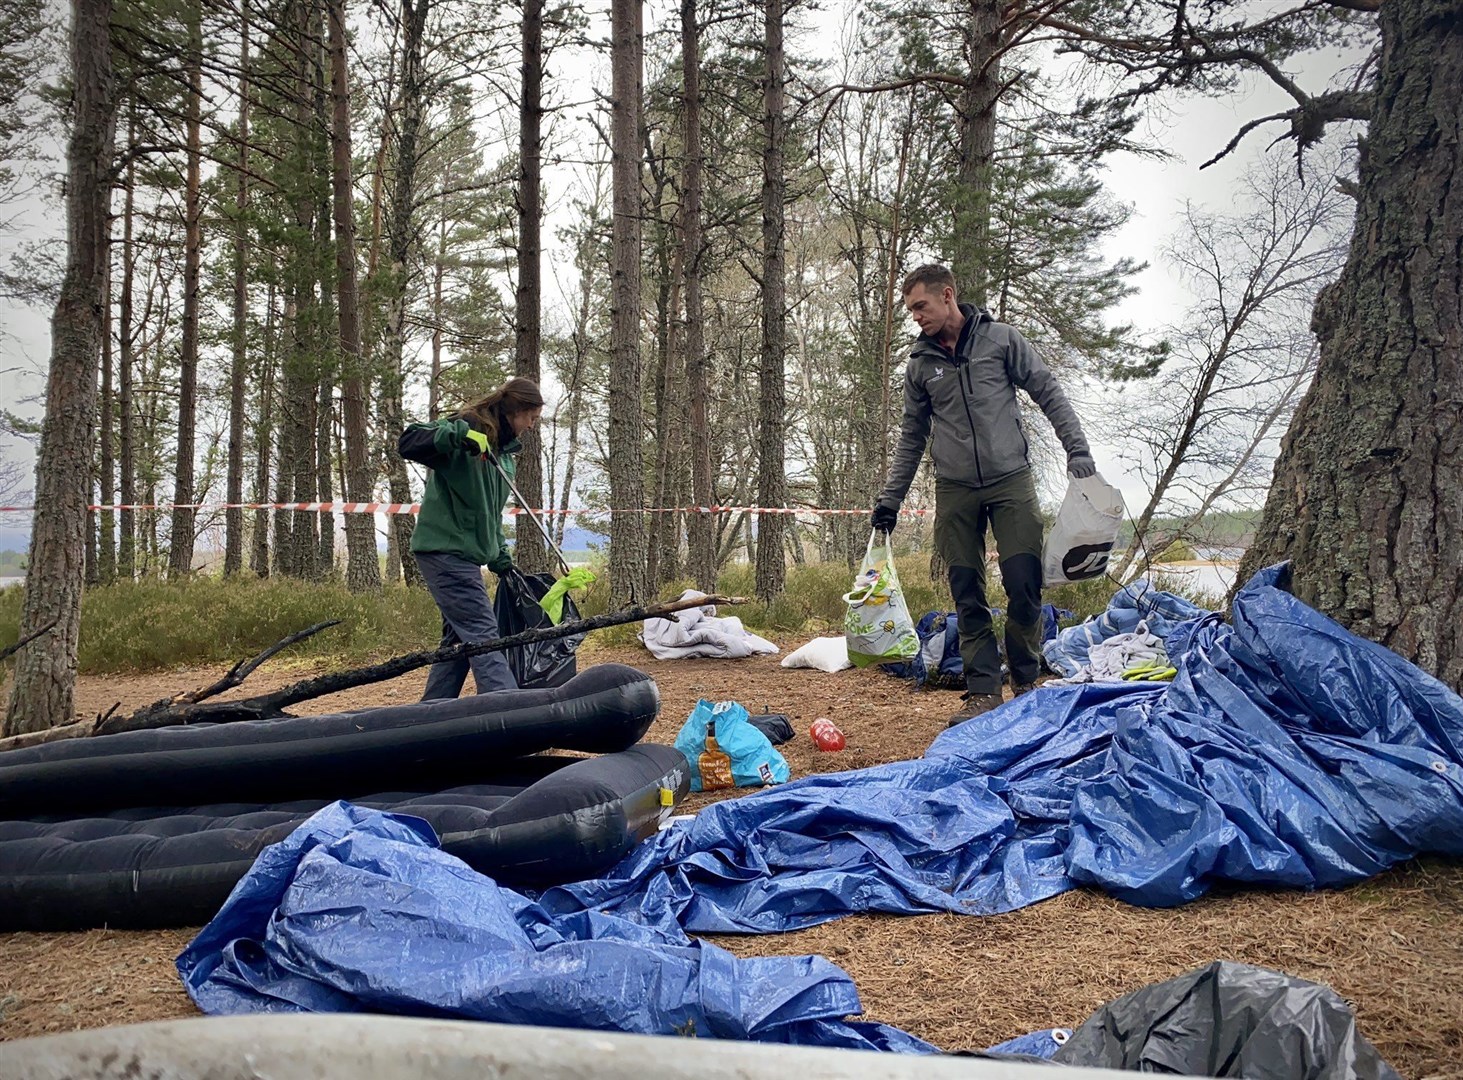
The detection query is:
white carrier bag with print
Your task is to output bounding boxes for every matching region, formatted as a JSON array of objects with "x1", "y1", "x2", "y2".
[
  {"x1": 1043, "y1": 473, "x2": 1125, "y2": 586},
  {"x1": 843, "y1": 530, "x2": 919, "y2": 667}
]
